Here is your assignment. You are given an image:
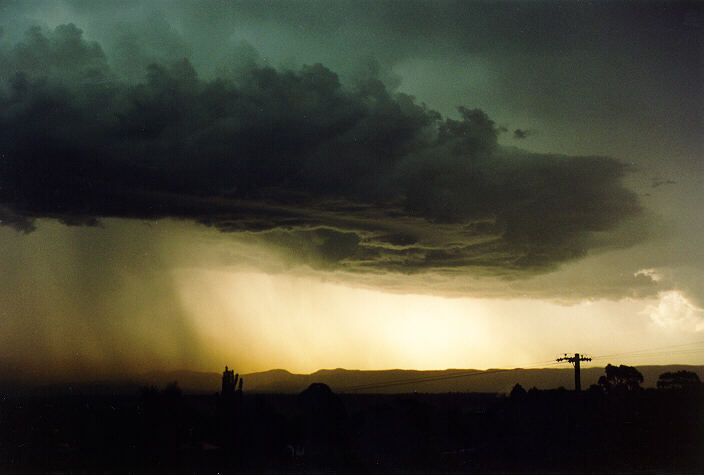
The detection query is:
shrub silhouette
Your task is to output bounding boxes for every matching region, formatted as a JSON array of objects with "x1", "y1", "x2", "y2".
[{"x1": 657, "y1": 370, "x2": 701, "y2": 390}]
